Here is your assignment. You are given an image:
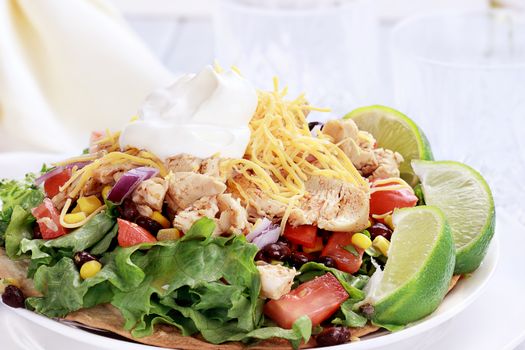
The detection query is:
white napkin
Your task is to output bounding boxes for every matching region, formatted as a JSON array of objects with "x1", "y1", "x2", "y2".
[{"x1": 0, "y1": 0, "x2": 173, "y2": 153}]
